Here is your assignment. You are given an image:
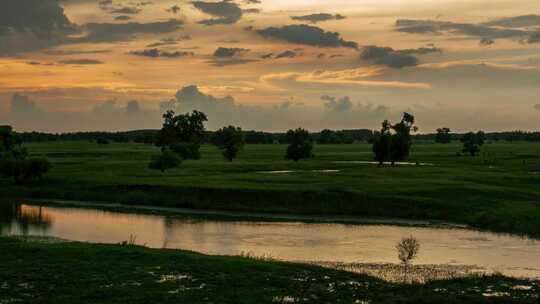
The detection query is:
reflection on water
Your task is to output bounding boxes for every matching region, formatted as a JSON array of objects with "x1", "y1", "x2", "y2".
[{"x1": 1, "y1": 203, "x2": 540, "y2": 278}]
